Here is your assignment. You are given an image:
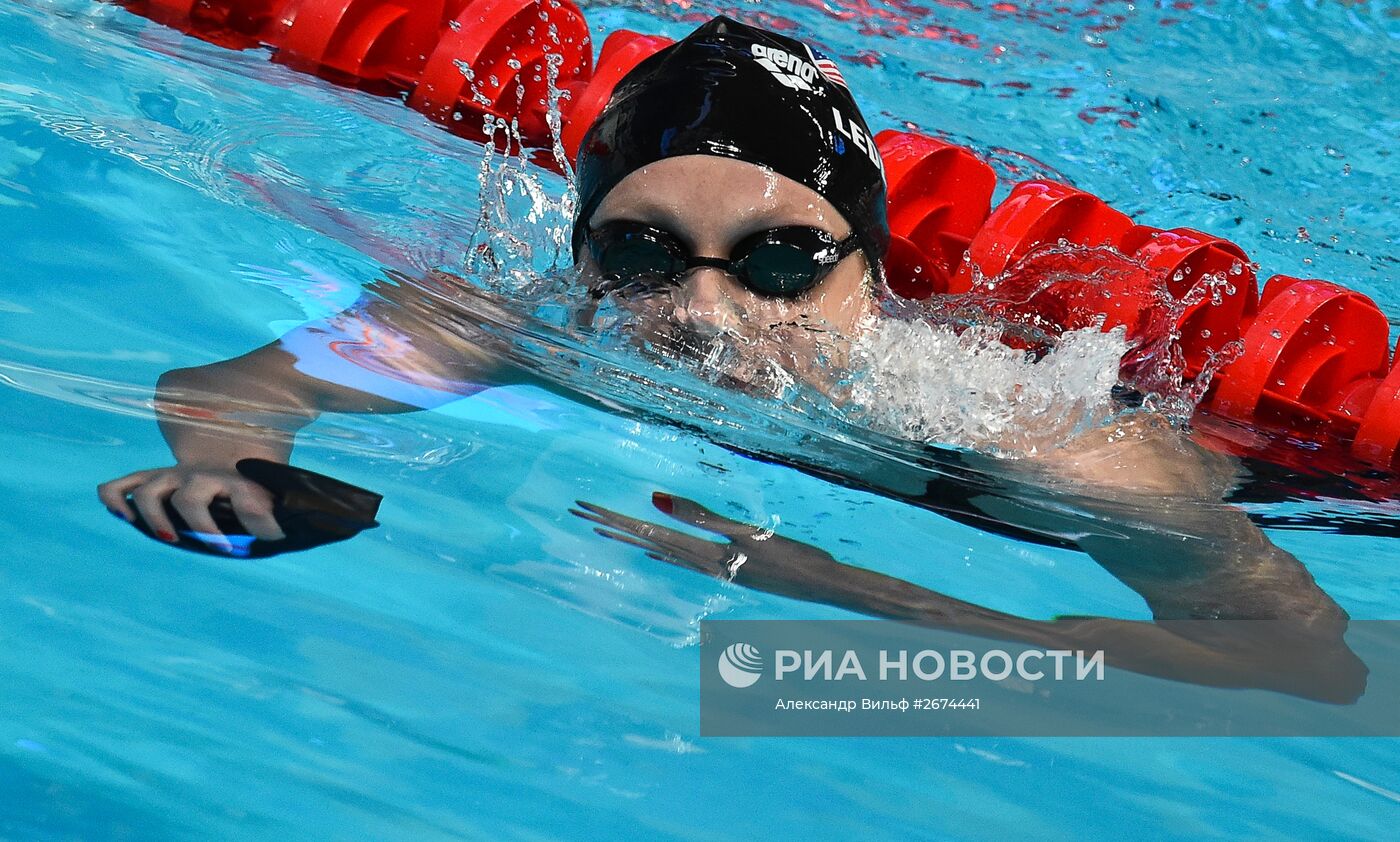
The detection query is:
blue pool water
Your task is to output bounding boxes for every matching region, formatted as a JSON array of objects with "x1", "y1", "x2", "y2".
[{"x1": 3, "y1": 0, "x2": 1399, "y2": 838}]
